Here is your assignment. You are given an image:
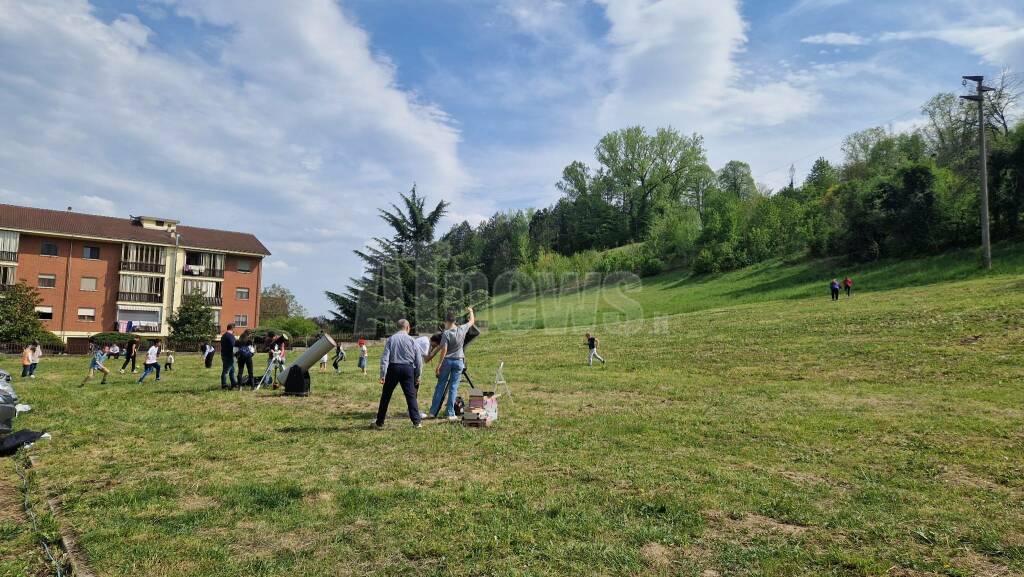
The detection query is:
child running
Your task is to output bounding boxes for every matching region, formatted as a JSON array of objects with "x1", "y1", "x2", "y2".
[
  {"x1": 585, "y1": 333, "x2": 606, "y2": 366},
  {"x1": 137, "y1": 340, "x2": 162, "y2": 383},
  {"x1": 81, "y1": 344, "x2": 111, "y2": 386},
  {"x1": 164, "y1": 352, "x2": 175, "y2": 371},
  {"x1": 332, "y1": 343, "x2": 345, "y2": 374}
]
